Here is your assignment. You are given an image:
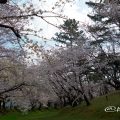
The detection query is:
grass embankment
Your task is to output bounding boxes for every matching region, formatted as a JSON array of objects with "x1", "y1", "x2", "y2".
[{"x1": 0, "y1": 91, "x2": 120, "y2": 120}]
